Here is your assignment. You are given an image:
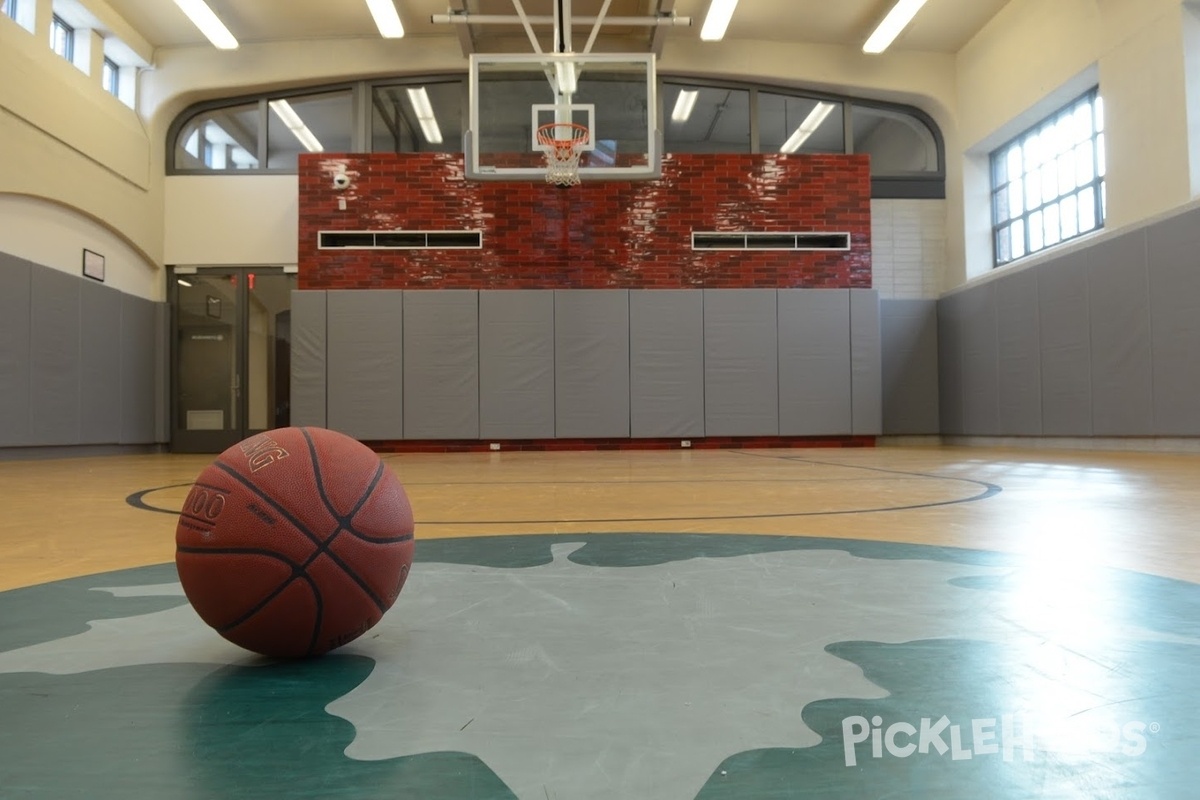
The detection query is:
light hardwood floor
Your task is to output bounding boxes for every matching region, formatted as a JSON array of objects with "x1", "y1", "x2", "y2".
[{"x1": 3, "y1": 443, "x2": 1199, "y2": 591}]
